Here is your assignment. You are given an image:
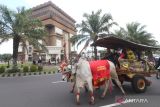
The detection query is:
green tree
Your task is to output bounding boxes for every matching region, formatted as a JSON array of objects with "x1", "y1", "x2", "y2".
[
  {"x1": 114, "y1": 27, "x2": 127, "y2": 39},
  {"x1": 114, "y1": 22, "x2": 157, "y2": 46},
  {"x1": 0, "y1": 54, "x2": 2, "y2": 61},
  {"x1": 0, "y1": 5, "x2": 47, "y2": 68},
  {"x1": 126, "y1": 22, "x2": 157, "y2": 45},
  {"x1": 70, "y1": 10, "x2": 117, "y2": 59},
  {"x1": 1, "y1": 54, "x2": 12, "y2": 68}
]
